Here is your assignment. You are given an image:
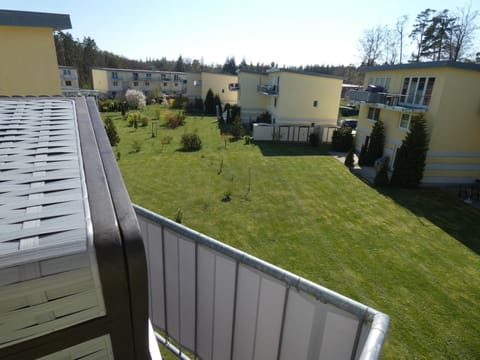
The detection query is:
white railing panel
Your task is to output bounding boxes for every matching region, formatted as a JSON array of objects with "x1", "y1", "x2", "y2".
[
  {"x1": 178, "y1": 237, "x2": 196, "y2": 350},
  {"x1": 279, "y1": 290, "x2": 316, "y2": 360},
  {"x1": 232, "y1": 265, "x2": 261, "y2": 360},
  {"x1": 212, "y1": 254, "x2": 236, "y2": 360},
  {"x1": 254, "y1": 275, "x2": 286, "y2": 360},
  {"x1": 164, "y1": 230, "x2": 180, "y2": 341},
  {"x1": 196, "y1": 246, "x2": 215, "y2": 360},
  {"x1": 319, "y1": 308, "x2": 360, "y2": 359}
]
